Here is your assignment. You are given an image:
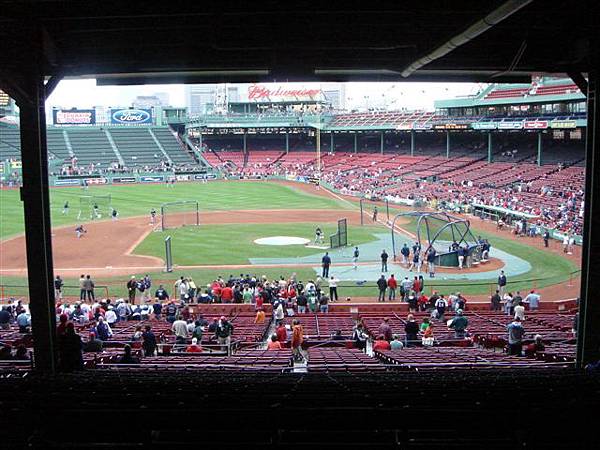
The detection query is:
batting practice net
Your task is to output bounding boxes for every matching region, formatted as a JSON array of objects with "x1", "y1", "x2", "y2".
[
  {"x1": 77, "y1": 194, "x2": 112, "y2": 220},
  {"x1": 329, "y1": 218, "x2": 348, "y2": 248},
  {"x1": 161, "y1": 200, "x2": 200, "y2": 231}
]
